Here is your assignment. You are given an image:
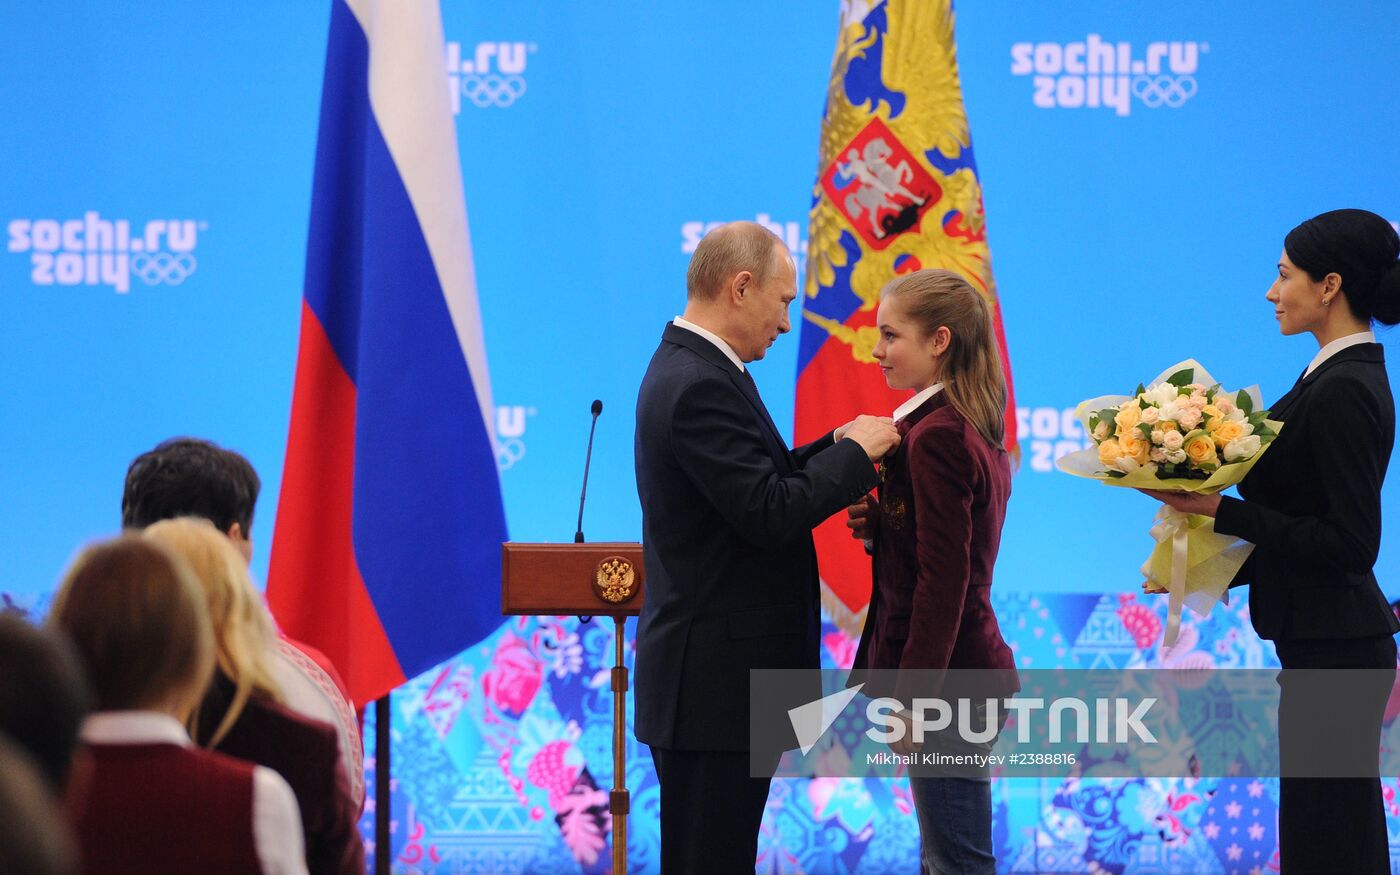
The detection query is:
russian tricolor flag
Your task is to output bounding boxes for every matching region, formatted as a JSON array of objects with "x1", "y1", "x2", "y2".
[{"x1": 267, "y1": 0, "x2": 508, "y2": 707}]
